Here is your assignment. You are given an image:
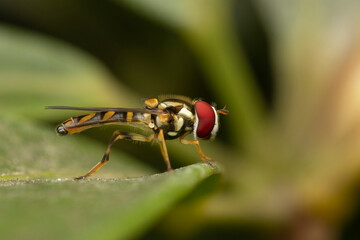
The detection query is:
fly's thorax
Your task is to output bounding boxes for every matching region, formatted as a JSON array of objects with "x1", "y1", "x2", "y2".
[
  {"x1": 151, "y1": 103, "x2": 194, "y2": 140},
  {"x1": 145, "y1": 96, "x2": 193, "y2": 112}
]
